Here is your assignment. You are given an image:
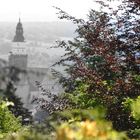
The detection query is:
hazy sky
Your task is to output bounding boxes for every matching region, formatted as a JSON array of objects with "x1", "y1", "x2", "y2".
[
  {"x1": 0, "y1": 0, "x2": 94, "y2": 22},
  {"x1": 0, "y1": 0, "x2": 120, "y2": 22}
]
